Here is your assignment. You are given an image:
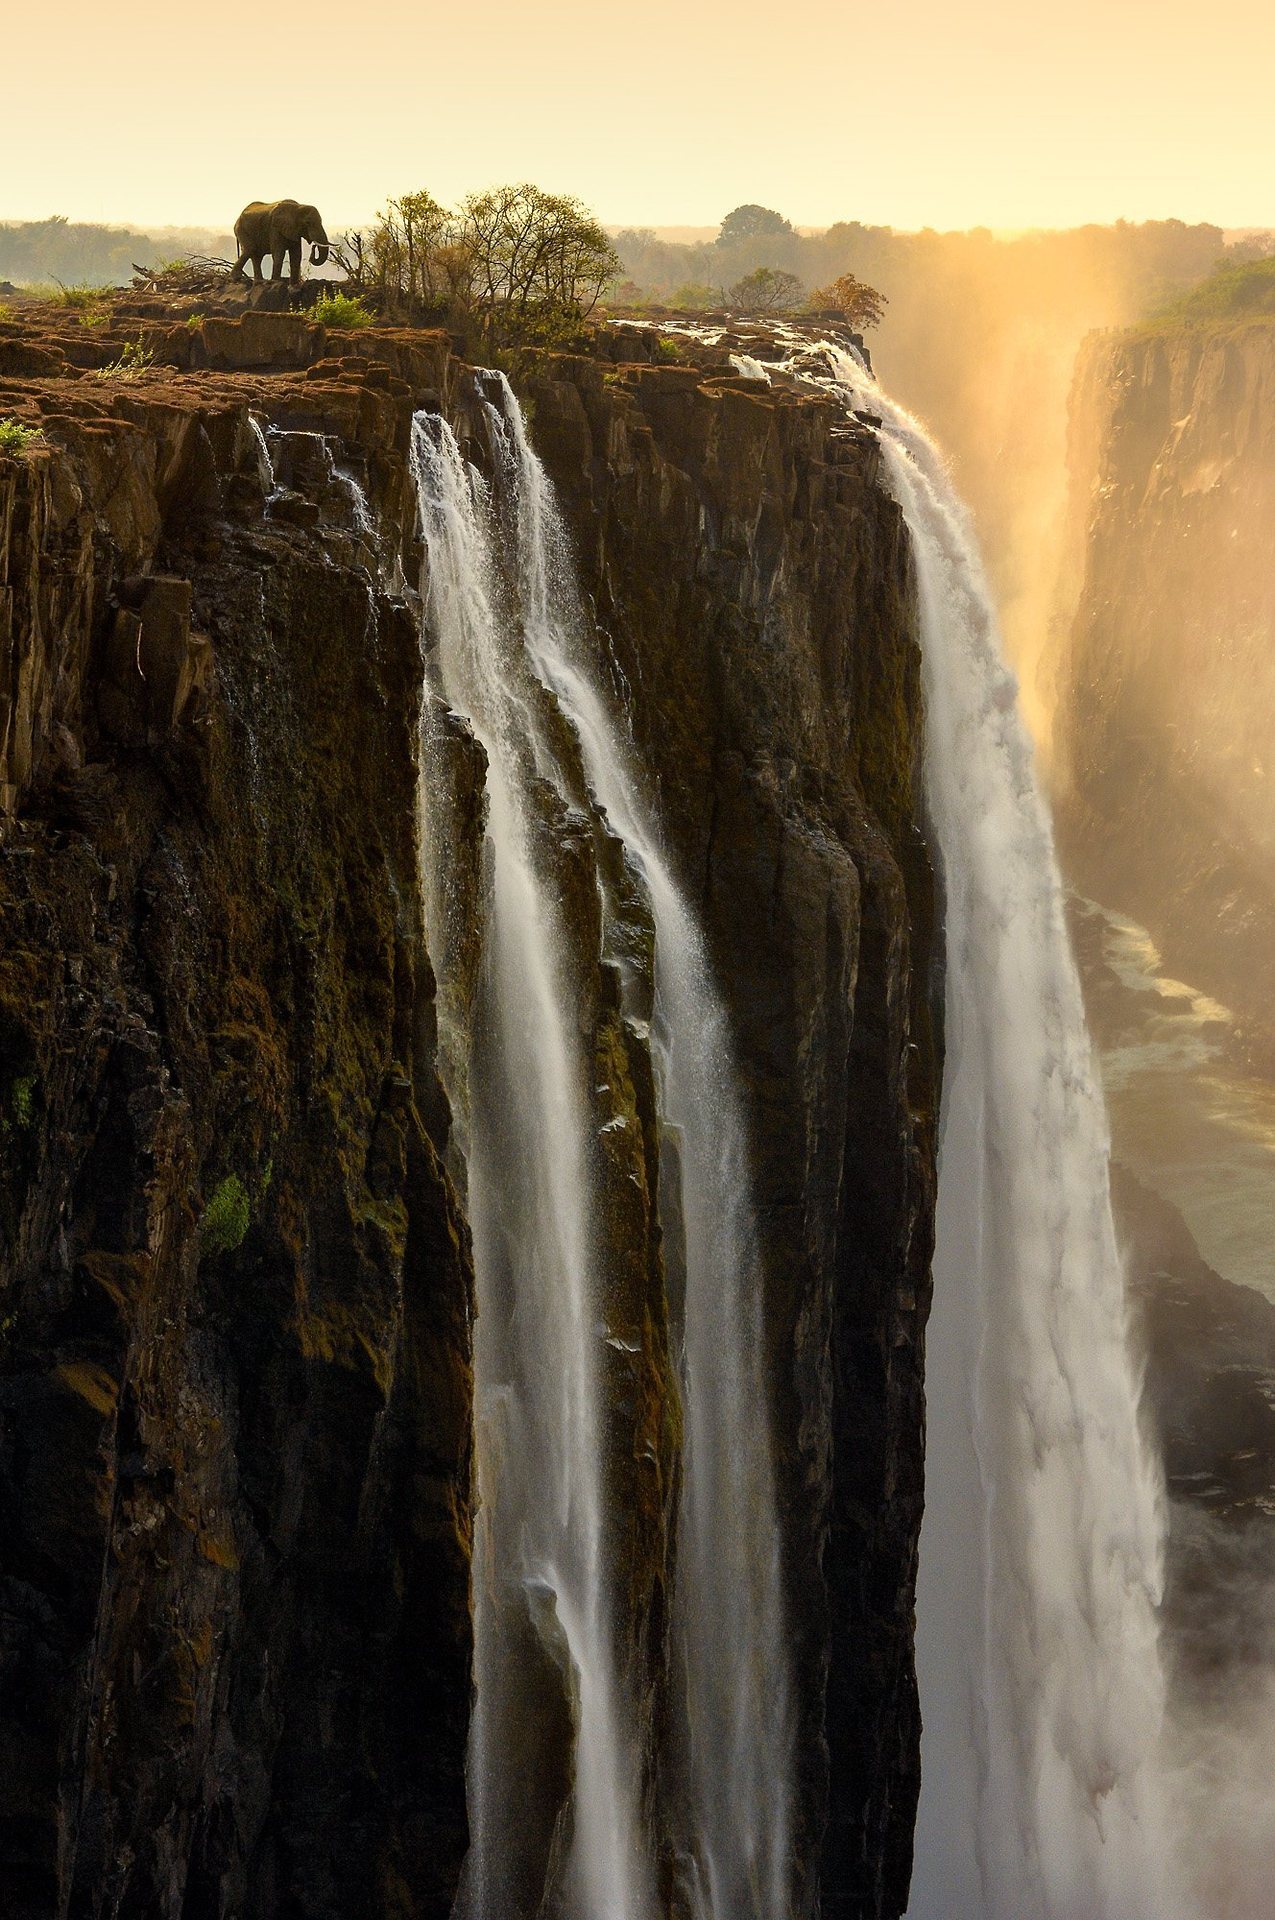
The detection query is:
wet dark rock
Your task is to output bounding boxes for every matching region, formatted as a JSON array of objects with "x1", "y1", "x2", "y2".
[
  {"x1": 1, "y1": 313, "x2": 939, "y2": 1920},
  {"x1": 1115, "y1": 1164, "x2": 1275, "y2": 1519},
  {"x1": 0, "y1": 352, "x2": 473, "y2": 1919},
  {"x1": 522, "y1": 348, "x2": 938, "y2": 1919},
  {"x1": 1112, "y1": 1164, "x2": 1275, "y2": 1734}
]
